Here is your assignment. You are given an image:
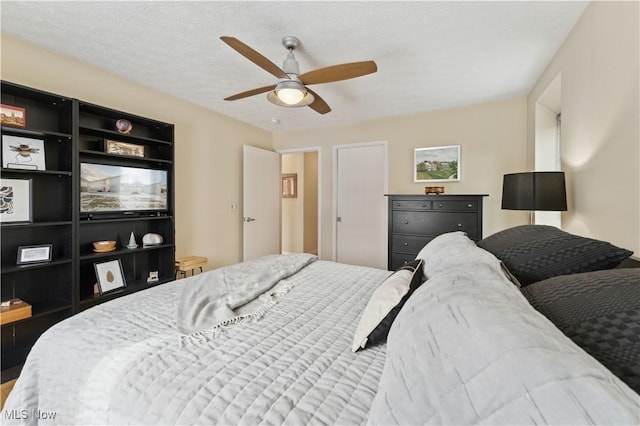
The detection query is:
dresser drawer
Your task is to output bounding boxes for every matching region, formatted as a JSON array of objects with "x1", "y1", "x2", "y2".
[
  {"x1": 391, "y1": 235, "x2": 433, "y2": 254},
  {"x1": 390, "y1": 253, "x2": 417, "y2": 270},
  {"x1": 390, "y1": 200, "x2": 431, "y2": 210},
  {"x1": 432, "y1": 200, "x2": 478, "y2": 211},
  {"x1": 392, "y1": 211, "x2": 478, "y2": 236}
]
